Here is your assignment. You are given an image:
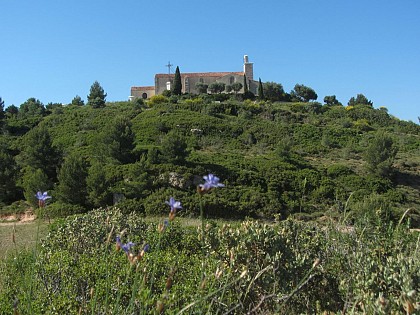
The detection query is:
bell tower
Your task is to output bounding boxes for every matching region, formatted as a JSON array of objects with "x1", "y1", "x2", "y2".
[{"x1": 243, "y1": 55, "x2": 254, "y2": 81}]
